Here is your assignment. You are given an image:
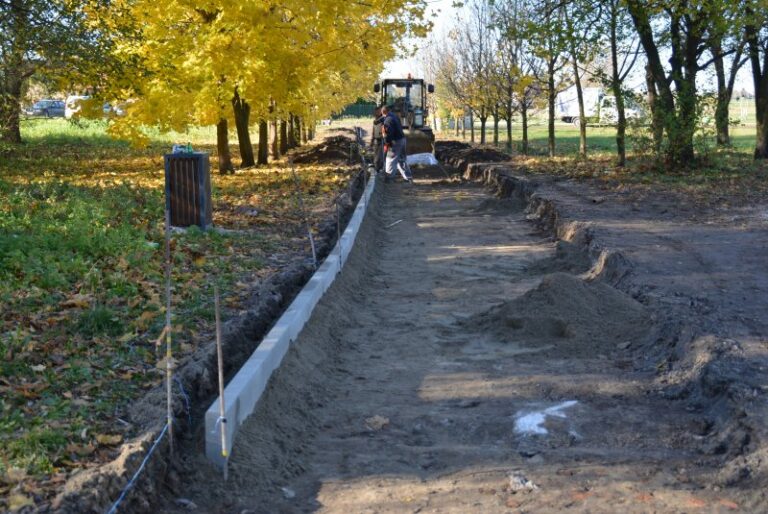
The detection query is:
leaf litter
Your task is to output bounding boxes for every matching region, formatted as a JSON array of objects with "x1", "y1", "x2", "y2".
[{"x1": 0, "y1": 129, "x2": 359, "y2": 510}]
